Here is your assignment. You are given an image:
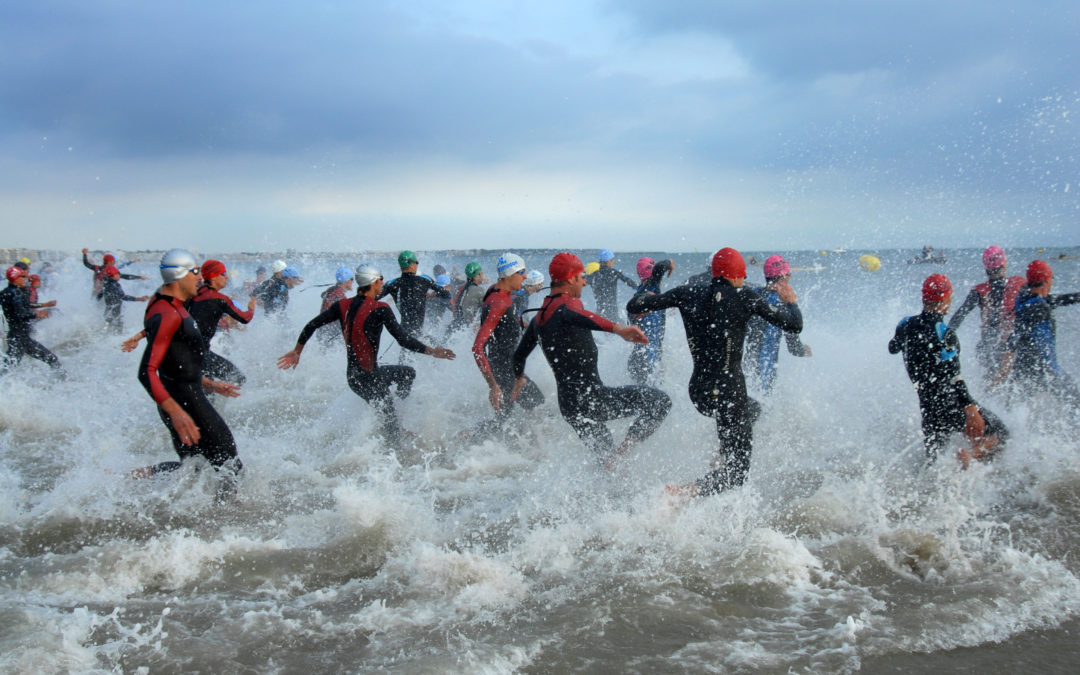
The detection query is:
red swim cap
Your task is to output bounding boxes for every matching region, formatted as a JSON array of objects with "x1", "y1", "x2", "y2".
[
  {"x1": 5, "y1": 266, "x2": 25, "y2": 282},
  {"x1": 922, "y1": 273, "x2": 952, "y2": 303},
  {"x1": 711, "y1": 248, "x2": 747, "y2": 279},
  {"x1": 201, "y1": 260, "x2": 228, "y2": 280},
  {"x1": 103, "y1": 253, "x2": 116, "y2": 265},
  {"x1": 1026, "y1": 259, "x2": 1053, "y2": 285},
  {"x1": 103, "y1": 265, "x2": 120, "y2": 277},
  {"x1": 549, "y1": 252, "x2": 585, "y2": 283},
  {"x1": 29, "y1": 274, "x2": 40, "y2": 283}
]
